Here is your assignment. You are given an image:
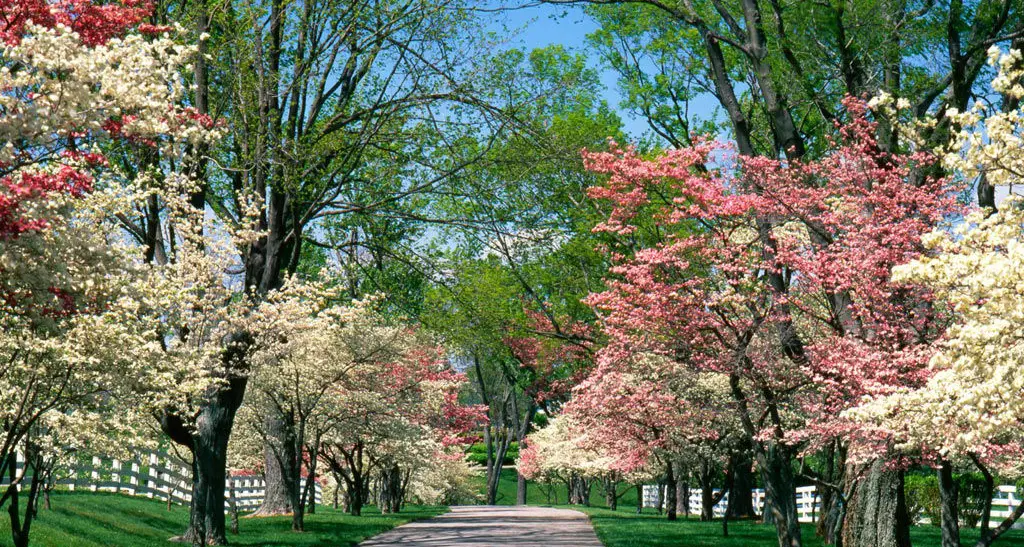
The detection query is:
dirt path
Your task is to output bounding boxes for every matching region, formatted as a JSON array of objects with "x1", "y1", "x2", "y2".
[{"x1": 359, "y1": 505, "x2": 603, "y2": 546}]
